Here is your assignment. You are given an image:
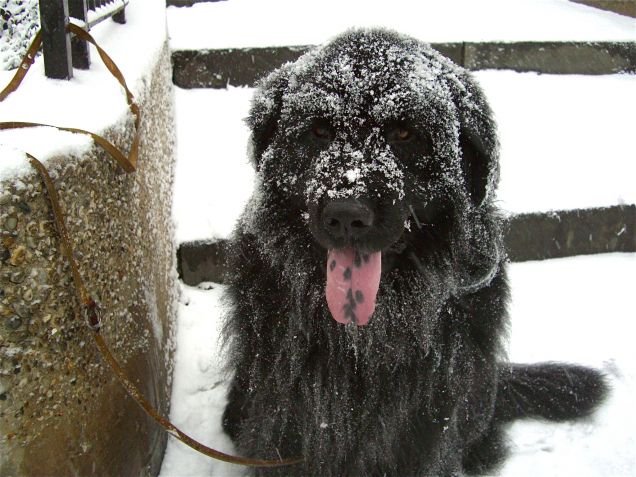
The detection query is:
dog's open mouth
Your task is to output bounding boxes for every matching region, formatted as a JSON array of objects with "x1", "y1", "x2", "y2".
[{"x1": 326, "y1": 248, "x2": 382, "y2": 326}]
